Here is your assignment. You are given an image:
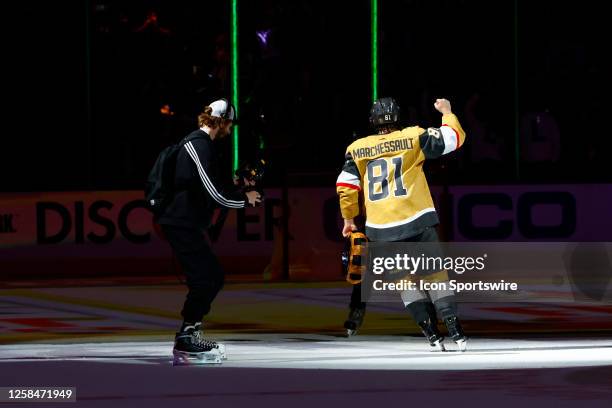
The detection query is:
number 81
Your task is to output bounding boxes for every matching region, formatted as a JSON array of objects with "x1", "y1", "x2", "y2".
[{"x1": 366, "y1": 157, "x2": 407, "y2": 201}]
